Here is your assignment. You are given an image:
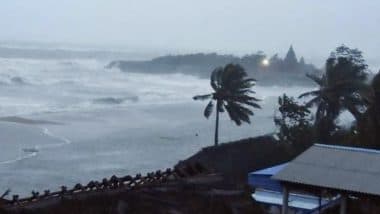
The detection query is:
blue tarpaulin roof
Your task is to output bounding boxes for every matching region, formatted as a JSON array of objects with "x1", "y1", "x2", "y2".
[{"x1": 248, "y1": 163, "x2": 287, "y2": 192}]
